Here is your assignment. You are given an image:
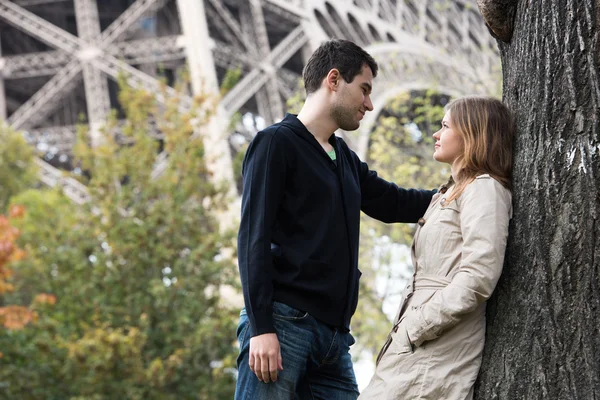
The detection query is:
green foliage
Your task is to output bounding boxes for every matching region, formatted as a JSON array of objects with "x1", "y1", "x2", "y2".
[
  {"x1": 220, "y1": 68, "x2": 242, "y2": 97},
  {"x1": 0, "y1": 77, "x2": 238, "y2": 399},
  {"x1": 285, "y1": 79, "x2": 306, "y2": 115},
  {"x1": 0, "y1": 124, "x2": 37, "y2": 210},
  {"x1": 354, "y1": 90, "x2": 450, "y2": 357}
]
